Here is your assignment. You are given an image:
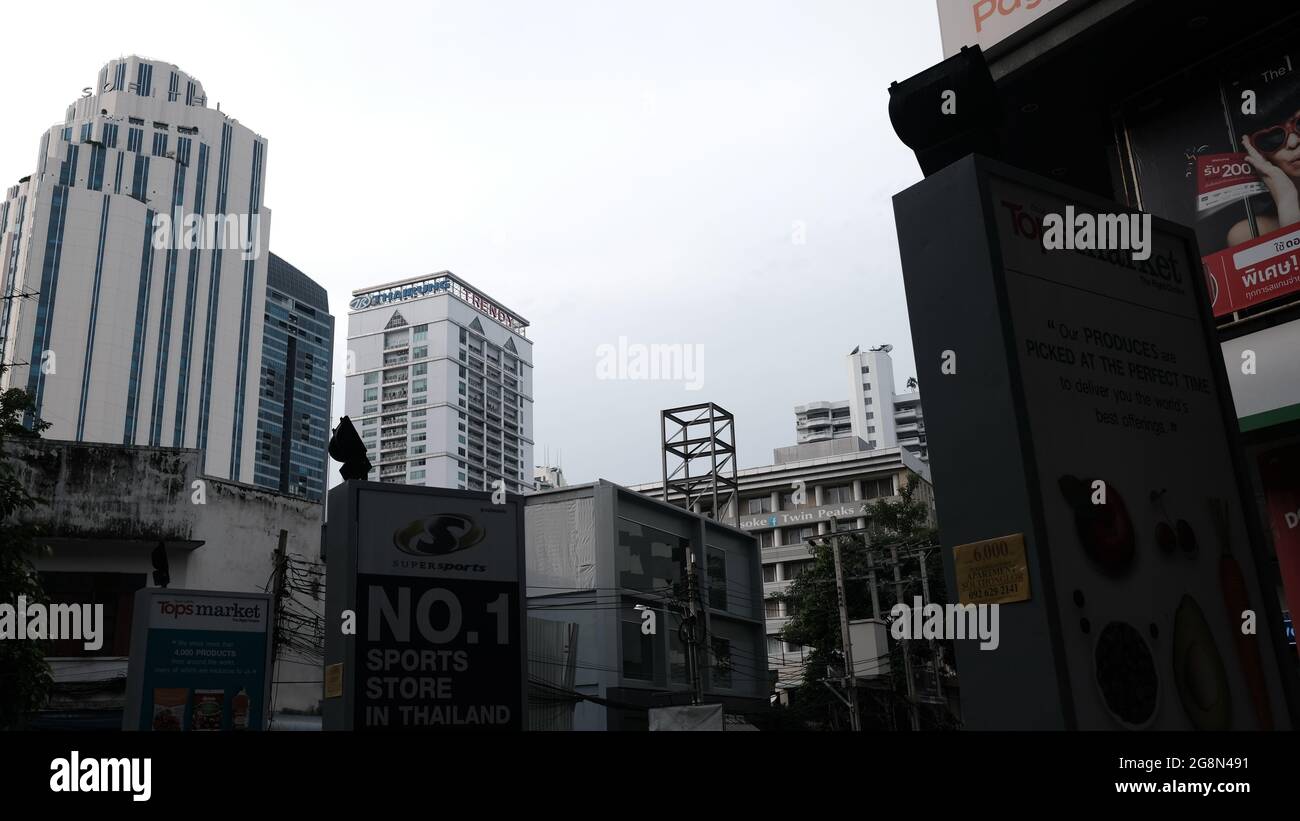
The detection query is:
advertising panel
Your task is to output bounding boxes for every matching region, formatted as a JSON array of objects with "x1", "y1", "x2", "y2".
[
  {"x1": 894, "y1": 155, "x2": 1298, "y2": 728},
  {"x1": 123, "y1": 589, "x2": 273, "y2": 732},
  {"x1": 325, "y1": 483, "x2": 527, "y2": 731},
  {"x1": 936, "y1": 0, "x2": 1076, "y2": 58},
  {"x1": 1259, "y1": 444, "x2": 1300, "y2": 660},
  {"x1": 1125, "y1": 41, "x2": 1300, "y2": 317},
  {"x1": 991, "y1": 172, "x2": 1290, "y2": 729}
]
